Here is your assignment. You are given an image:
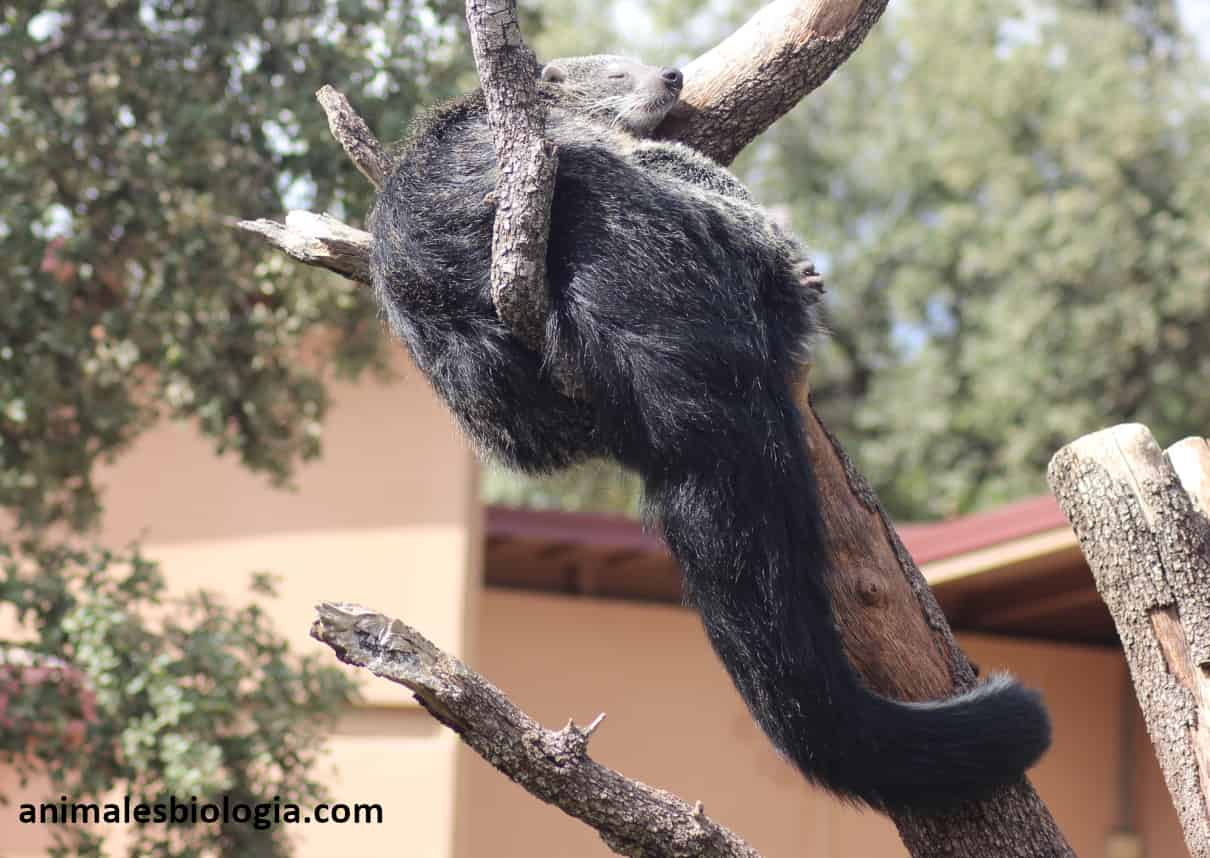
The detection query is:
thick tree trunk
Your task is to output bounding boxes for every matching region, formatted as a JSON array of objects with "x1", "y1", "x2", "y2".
[
  {"x1": 1049, "y1": 424, "x2": 1210, "y2": 858},
  {"x1": 795, "y1": 385, "x2": 1074, "y2": 858}
]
